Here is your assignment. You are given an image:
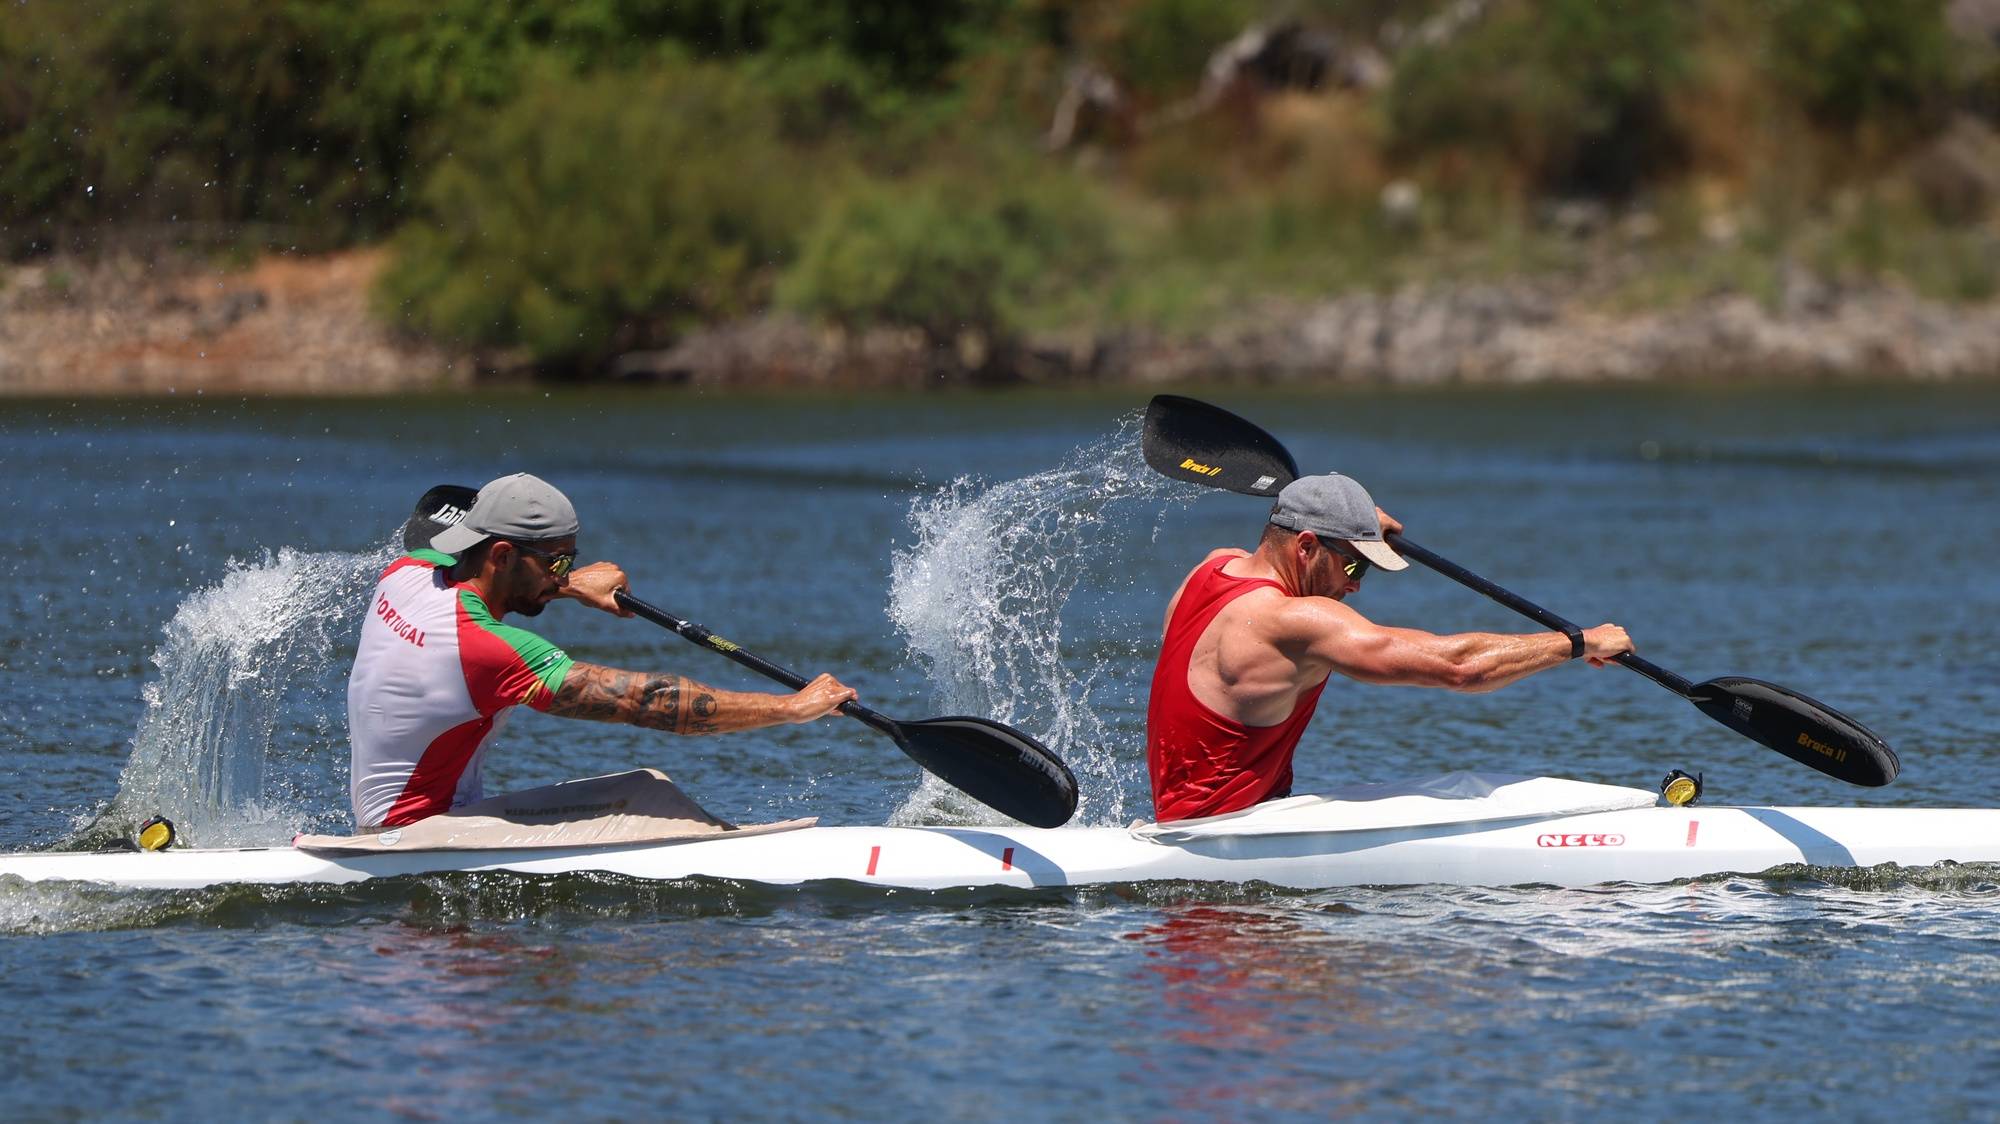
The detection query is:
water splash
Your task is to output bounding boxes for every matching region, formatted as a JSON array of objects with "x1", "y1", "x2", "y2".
[
  {"x1": 887, "y1": 412, "x2": 1189, "y2": 826},
  {"x1": 77, "y1": 545, "x2": 390, "y2": 848}
]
